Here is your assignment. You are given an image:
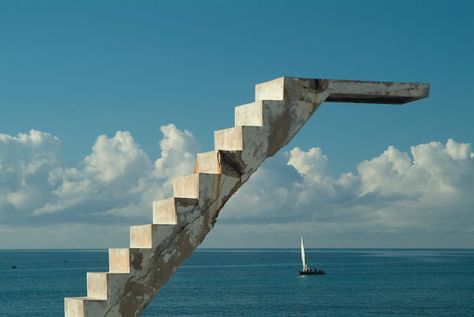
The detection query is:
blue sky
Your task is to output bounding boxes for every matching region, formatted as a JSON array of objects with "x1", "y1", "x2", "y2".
[{"x1": 0, "y1": 1, "x2": 473, "y2": 248}]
